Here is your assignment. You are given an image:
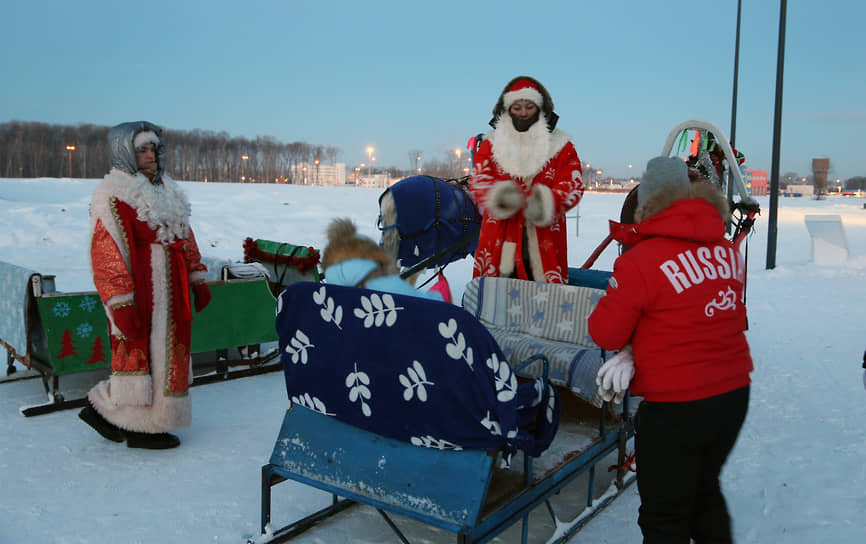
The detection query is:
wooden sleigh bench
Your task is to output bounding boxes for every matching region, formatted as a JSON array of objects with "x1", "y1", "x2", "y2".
[
  {"x1": 256, "y1": 279, "x2": 634, "y2": 544},
  {"x1": 0, "y1": 258, "x2": 284, "y2": 416}
]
